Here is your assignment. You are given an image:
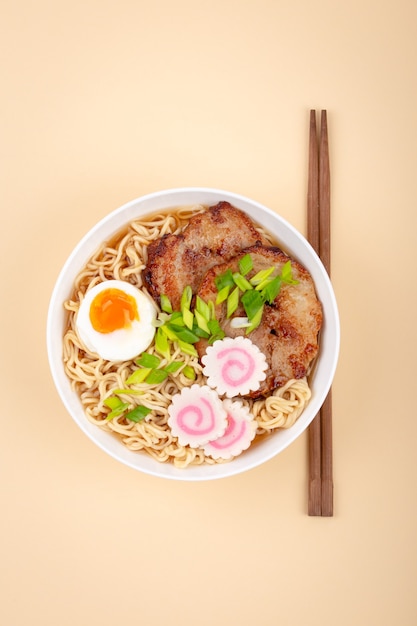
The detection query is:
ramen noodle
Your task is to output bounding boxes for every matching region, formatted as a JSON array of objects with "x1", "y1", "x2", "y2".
[{"x1": 63, "y1": 205, "x2": 312, "y2": 468}]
